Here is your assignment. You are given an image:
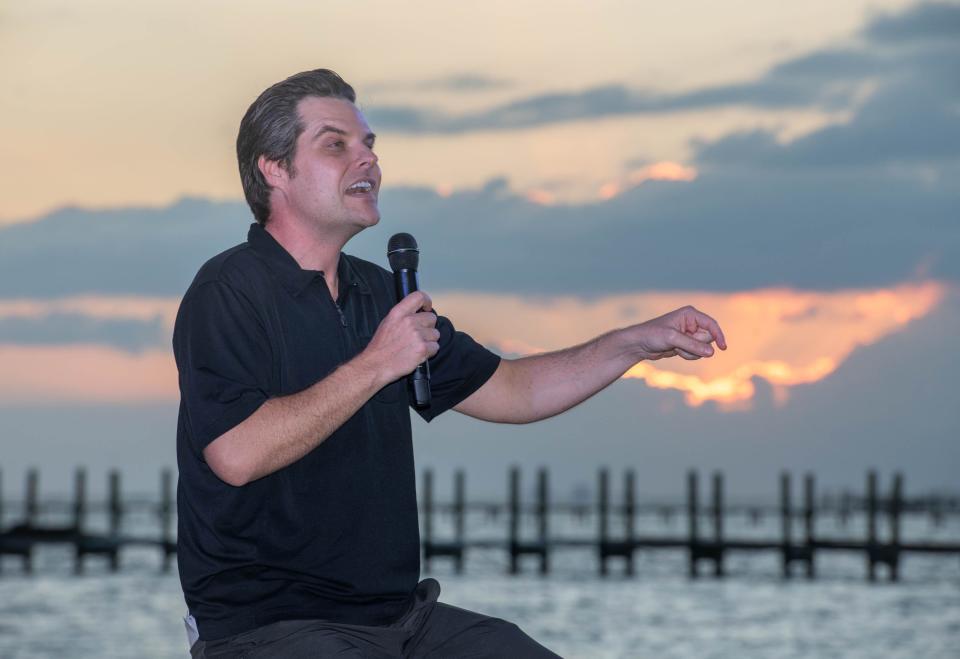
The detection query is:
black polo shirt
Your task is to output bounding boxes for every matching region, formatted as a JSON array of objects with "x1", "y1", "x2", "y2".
[{"x1": 173, "y1": 223, "x2": 500, "y2": 641}]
